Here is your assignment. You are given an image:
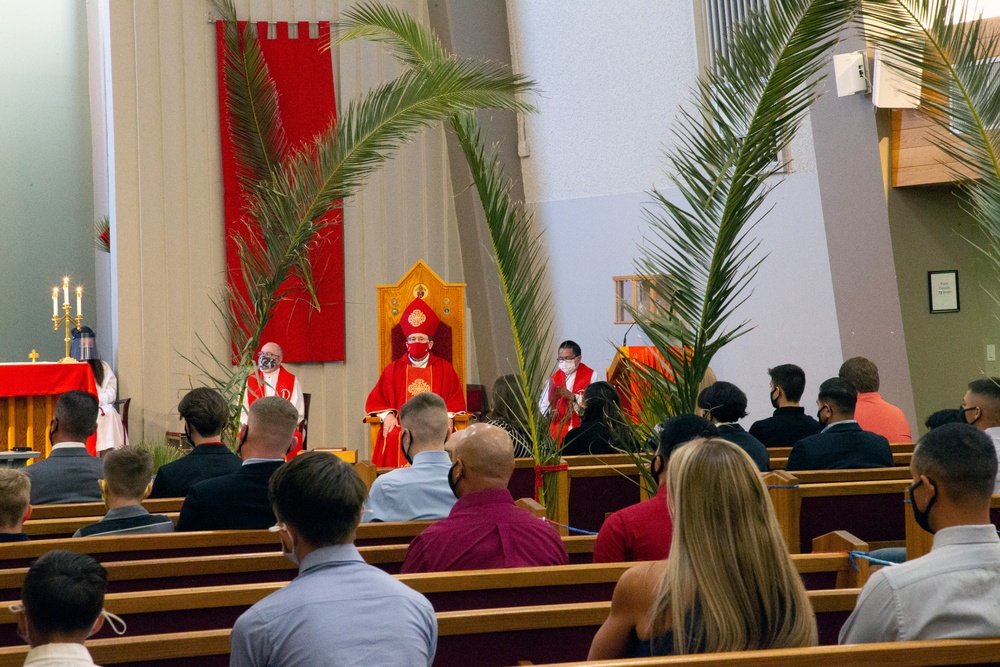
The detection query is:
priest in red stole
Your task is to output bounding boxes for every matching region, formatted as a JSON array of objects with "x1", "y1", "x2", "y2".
[
  {"x1": 242, "y1": 341, "x2": 306, "y2": 459},
  {"x1": 366, "y1": 297, "x2": 466, "y2": 467},
  {"x1": 539, "y1": 340, "x2": 598, "y2": 441}
]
